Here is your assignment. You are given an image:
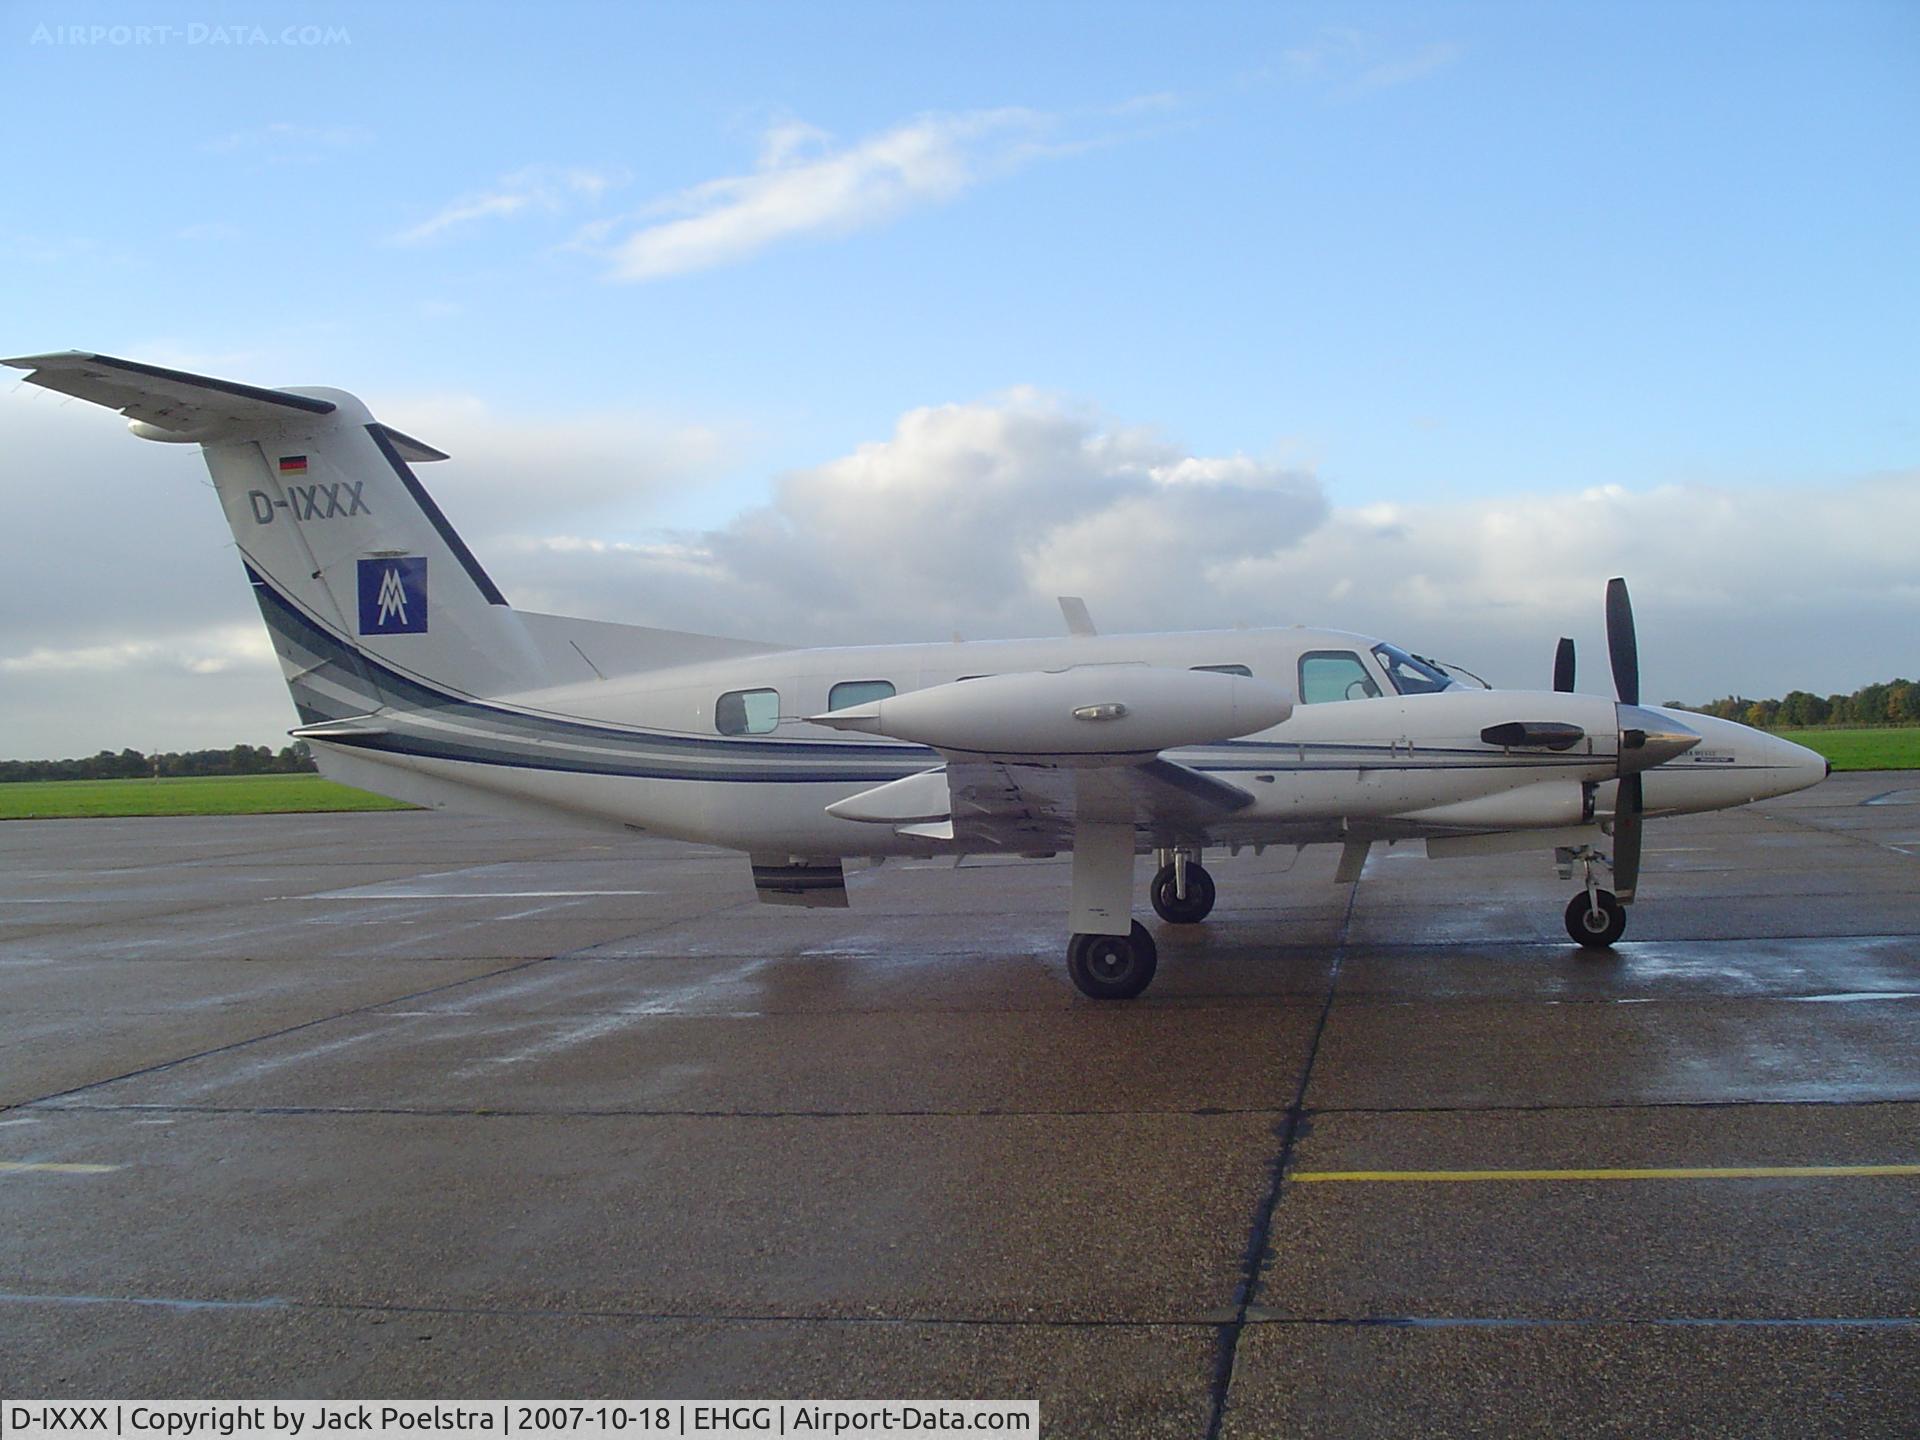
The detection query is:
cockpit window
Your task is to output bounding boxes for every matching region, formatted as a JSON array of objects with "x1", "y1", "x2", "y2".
[
  {"x1": 1298, "y1": 650, "x2": 1383, "y2": 704},
  {"x1": 1371, "y1": 643, "x2": 1454, "y2": 696}
]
